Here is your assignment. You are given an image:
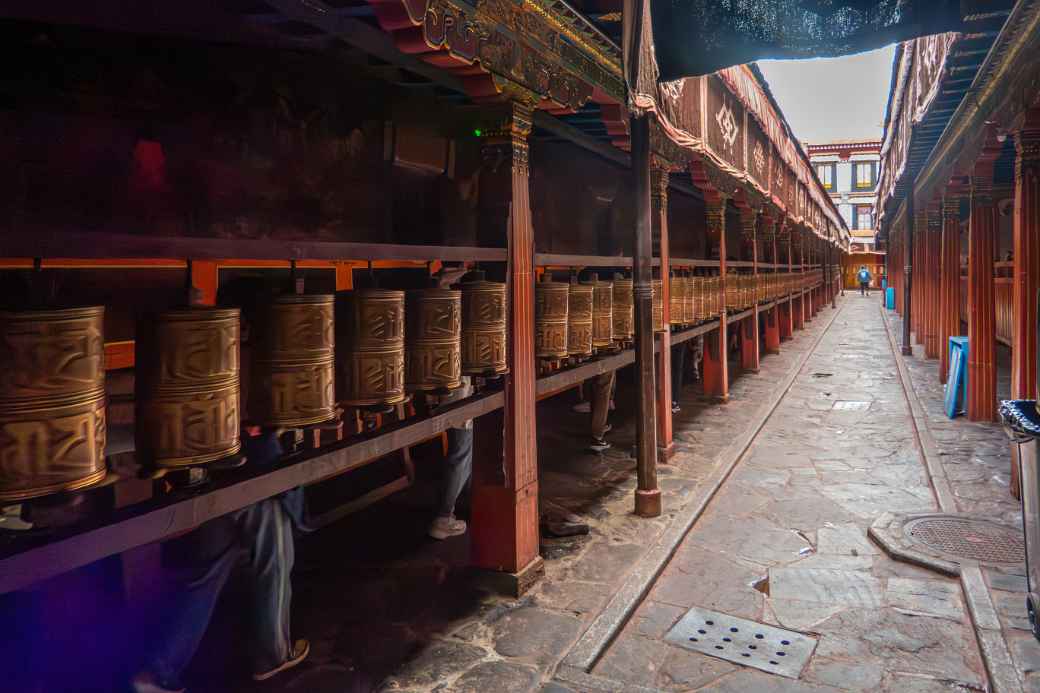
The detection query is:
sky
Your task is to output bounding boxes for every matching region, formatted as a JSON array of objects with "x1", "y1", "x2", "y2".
[{"x1": 756, "y1": 45, "x2": 897, "y2": 145}]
